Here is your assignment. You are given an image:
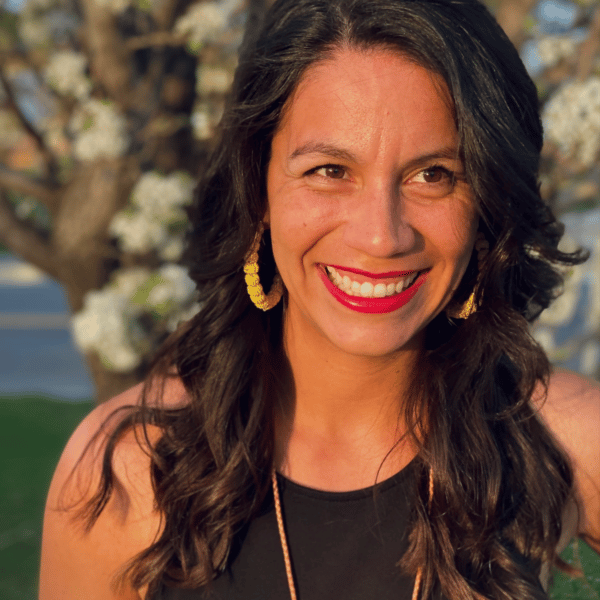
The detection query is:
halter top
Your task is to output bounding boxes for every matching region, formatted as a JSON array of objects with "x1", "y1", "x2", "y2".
[{"x1": 153, "y1": 459, "x2": 438, "y2": 599}]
